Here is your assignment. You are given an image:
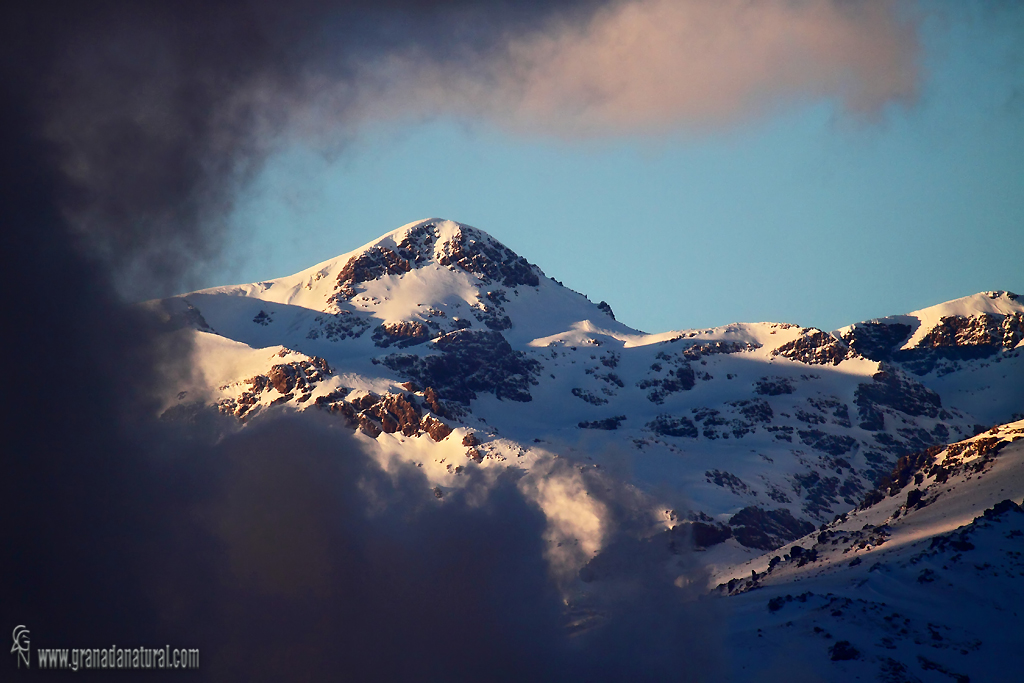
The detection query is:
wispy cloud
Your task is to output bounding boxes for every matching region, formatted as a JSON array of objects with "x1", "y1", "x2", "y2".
[{"x1": 341, "y1": 0, "x2": 919, "y2": 135}]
